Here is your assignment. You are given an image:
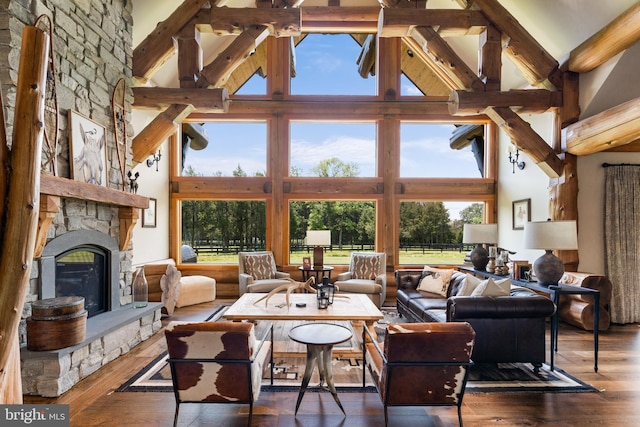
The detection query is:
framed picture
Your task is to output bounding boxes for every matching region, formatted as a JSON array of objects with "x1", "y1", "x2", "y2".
[
  {"x1": 518, "y1": 264, "x2": 532, "y2": 282},
  {"x1": 142, "y1": 198, "x2": 157, "y2": 228},
  {"x1": 512, "y1": 198, "x2": 531, "y2": 230},
  {"x1": 302, "y1": 257, "x2": 311, "y2": 269},
  {"x1": 69, "y1": 110, "x2": 108, "y2": 186}
]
